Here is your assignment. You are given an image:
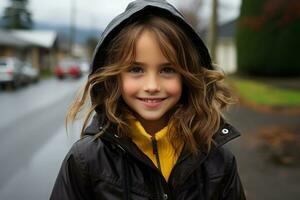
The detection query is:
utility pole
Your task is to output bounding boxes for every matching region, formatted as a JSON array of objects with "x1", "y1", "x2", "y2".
[
  {"x1": 208, "y1": 0, "x2": 218, "y2": 61},
  {"x1": 69, "y1": 0, "x2": 76, "y2": 56}
]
